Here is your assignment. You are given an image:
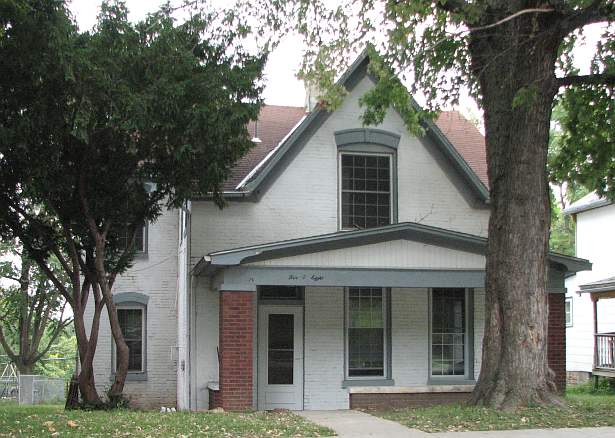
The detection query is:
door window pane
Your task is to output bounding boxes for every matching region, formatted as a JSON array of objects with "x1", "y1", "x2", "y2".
[
  {"x1": 431, "y1": 288, "x2": 465, "y2": 376},
  {"x1": 347, "y1": 288, "x2": 385, "y2": 377},
  {"x1": 268, "y1": 314, "x2": 294, "y2": 384}
]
